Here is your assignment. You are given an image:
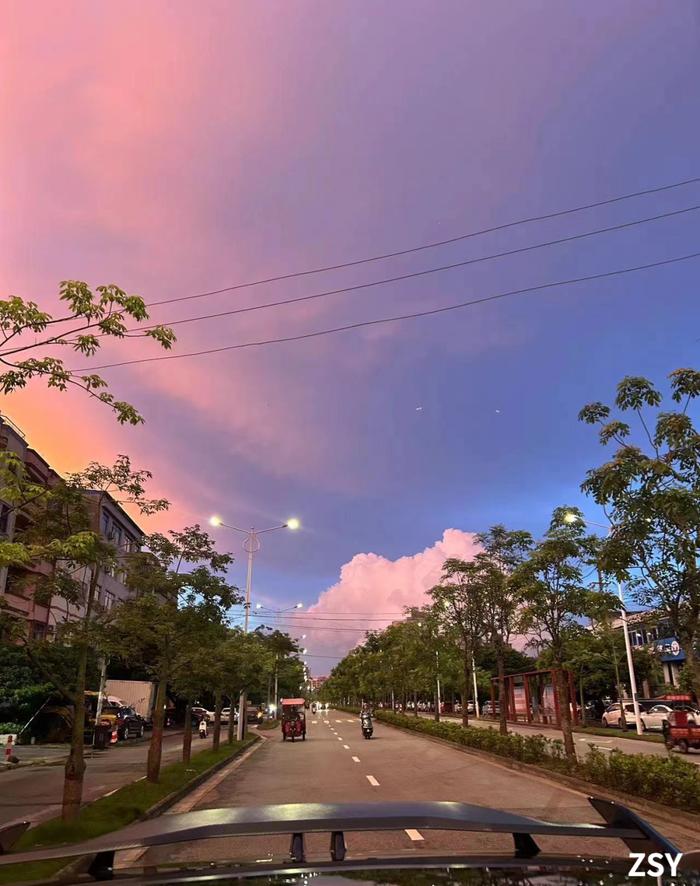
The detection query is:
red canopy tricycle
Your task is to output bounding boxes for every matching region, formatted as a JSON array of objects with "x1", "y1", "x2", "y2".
[
  {"x1": 663, "y1": 709, "x2": 700, "y2": 754},
  {"x1": 281, "y1": 698, "x2": 306, "y2": 742}
]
